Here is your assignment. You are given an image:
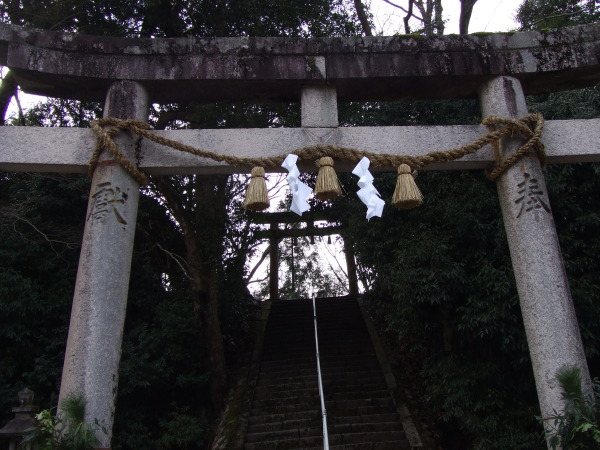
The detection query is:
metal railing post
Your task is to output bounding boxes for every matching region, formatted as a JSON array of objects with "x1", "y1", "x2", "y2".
[{"x1": 312, "y1": 297, "x2": 330, "y2": 450}]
